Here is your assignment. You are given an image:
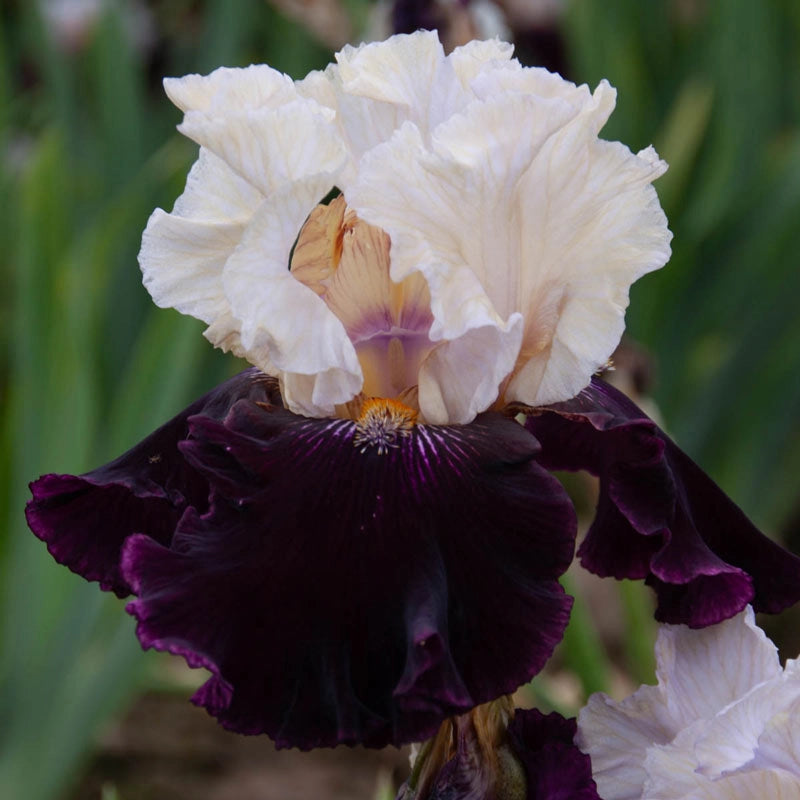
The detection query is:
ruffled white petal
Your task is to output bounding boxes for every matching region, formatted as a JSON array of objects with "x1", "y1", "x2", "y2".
[
  {"x1": 642, "y1": 724, "x2": 711, "y2": 799},
  {"x1": 418, "y1": 316, "x2": 523, "y2": 424},
  {"x1": 447, "y1": 37, "x2": 515, "y2": 86},
  {"x1": 142, "y1": 65, "x2": 356, "y2": 416},
  {"x1": 295, "y1": 67, "x2": 338, "y2": 110},
  {"x1": 690, "y1": 677, "x2": 800, "y2": 780},
  {"x1": 141, "y1": 210, "x2": 246, "y2": 323},
  {"x1": 222, "y1": 180, "x2": 363, "y2": 417},
  {"x1": 347, "y1": 81, "x2": 665, "y2": 415},
  {"x1": 508, "y1": 86, "x2": 671, "y2": 405},
  {"x1": 164, "y1": 64, "x2": 296, "y2": 114},
  {"x1": 320, "y1": 32, "x2": 514, "y2": 177},
  {"x1": 642, "y1": 737, "x2": 800, "y2": 799},
  {"x1": 578, "y1": 609, "x2": 800, "y2": 800},
  {"x1": 469, "y1": 58, "x2": 594, "y2": 108},
  {"x1": 749, "y1": 693, "x2": 800, "y2": 776},
  {"x1": 653, "y1": 607, "x2": 781, "y2": 724},
  {"x1": 336, "y1": 31, "x2": 448, "y2": 107},
  {"x1": 202, "y1": 311, "x2": 248, "y2": 359},
  {"x1": 143, "y1": 32, "x2": 673, "y2": 422},
  {"x1": 139, "y1": 148, "x2": 262, "y2": 353},
  {"x1": 681, "y1": 770, "x2": 800, "y2": 800},
  {"x1": 576, "y1": 686, "x2": 675, "y2": 800},
  {"x1": 170, "y1": 146, "x2": 264, "y2": 221},
  {"x1": 178, "y1": 100, "x2": 345, "y2": 198}
]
